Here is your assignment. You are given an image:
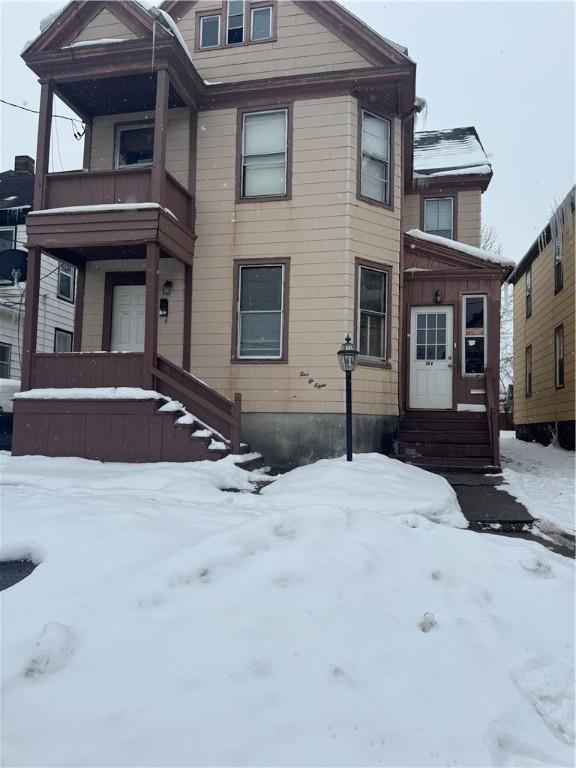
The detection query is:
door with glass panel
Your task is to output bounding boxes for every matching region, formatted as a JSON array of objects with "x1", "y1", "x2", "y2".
[{"x1": 409, "y1": 306, "x2": 453, "y2": 409}]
